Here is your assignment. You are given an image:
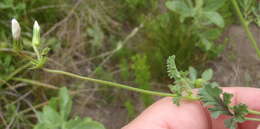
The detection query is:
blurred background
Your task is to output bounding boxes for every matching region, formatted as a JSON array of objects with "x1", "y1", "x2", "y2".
[{"x1": 0, "y1": 0, "x2": 259, "y2": 128}]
